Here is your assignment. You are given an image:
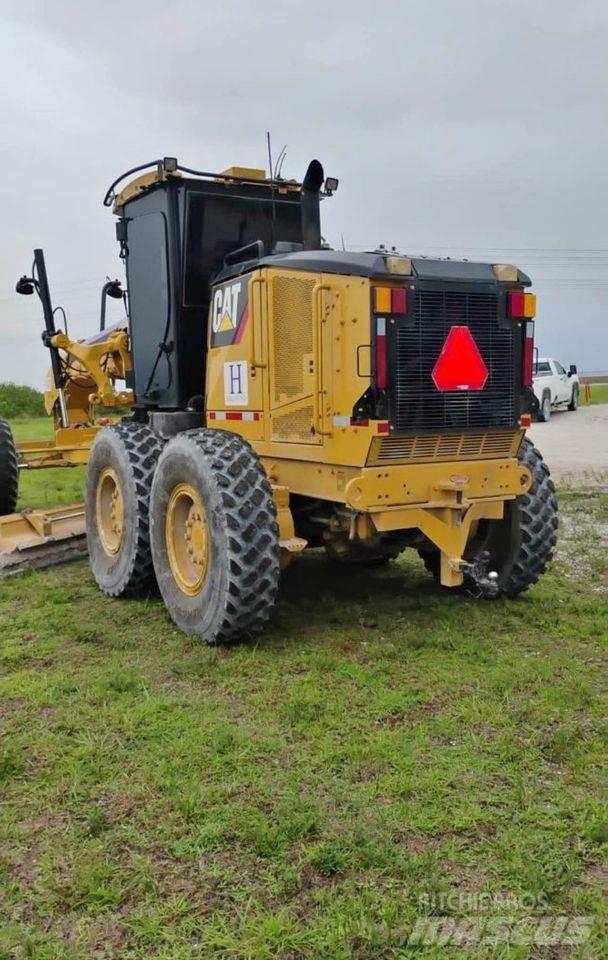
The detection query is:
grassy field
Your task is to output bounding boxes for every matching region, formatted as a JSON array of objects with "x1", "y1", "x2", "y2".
[
  {"x1": 11, "y1": 419, "x2": 85, "y2": 511},
  {"x1": 0, "y1": 423, "x2": 606, "y2": 958},
  {"x1": 581, "y1": 383, "x2": 608, "y2": 406}
]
